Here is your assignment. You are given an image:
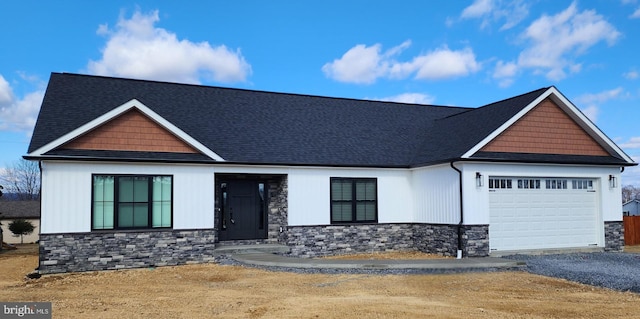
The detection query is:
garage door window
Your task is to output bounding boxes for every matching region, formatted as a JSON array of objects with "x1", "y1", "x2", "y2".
[
  {"x1": 489, "y1": 178, "x2": 512, "y2": 189},
  {"x1": 490, "y1": 177, "x2": 596, "y2": 192},
  {"x1": 517, "y1": 179, "x2": 540, "y2": 189},
  {"x1": 572, "y1": 179, "x2": 594, "y2": 190},
  {"x1": 545, "y1": 179, "x2": 567, "y2": 189}
]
